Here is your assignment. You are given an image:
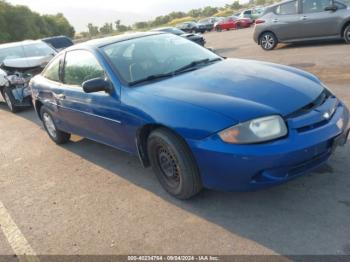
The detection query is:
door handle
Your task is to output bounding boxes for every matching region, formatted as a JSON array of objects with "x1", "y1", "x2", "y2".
[
  {"x1": 272, "y1": 19, "x2": 279, "y2": 23},
  {"x1": 301, "y1": 15, "x2": 307, "y2": 20},
  {"x1": 53, "y1": 93, "x2": 65, "y2": 100}
]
